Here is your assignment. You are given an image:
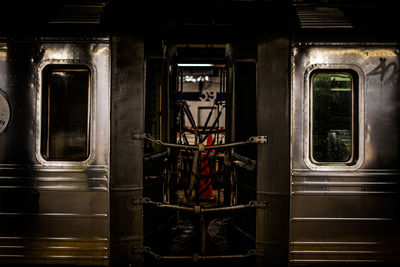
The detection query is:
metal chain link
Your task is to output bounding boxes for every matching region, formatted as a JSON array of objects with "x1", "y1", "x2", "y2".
[
  {"x1": 131, "y1": 197, "x2": 267, "y2": 211},
  {"x1": 140, "y1": 246, "x2": 264, "y2": 261},
  {"x1": 133, "y1": 132, "x2": 267, "y2": 150}
]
